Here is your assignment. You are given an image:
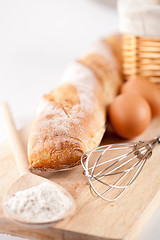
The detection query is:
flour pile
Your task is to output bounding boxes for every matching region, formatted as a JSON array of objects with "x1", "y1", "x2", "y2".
[{"x1": 4, "y1": 182, "x2": 73, "y2": 223}]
